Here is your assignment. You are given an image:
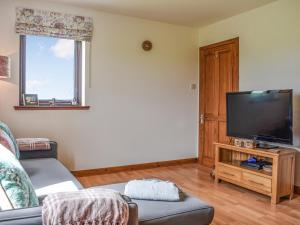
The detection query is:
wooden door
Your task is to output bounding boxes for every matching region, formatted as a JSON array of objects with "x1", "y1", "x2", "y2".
[{"x1": 199, "y1": 38, "x2": 239, "y2": 167}]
